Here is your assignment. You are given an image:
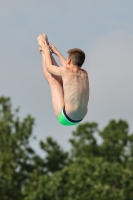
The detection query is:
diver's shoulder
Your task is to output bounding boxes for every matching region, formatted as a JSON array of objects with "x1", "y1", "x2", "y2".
[
  {"x1": 81, "y1": 68, "x2": 88, "y2": 73},
  {"x1": 80, "y1": 69, "x2": 88, "y2": 77}
]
